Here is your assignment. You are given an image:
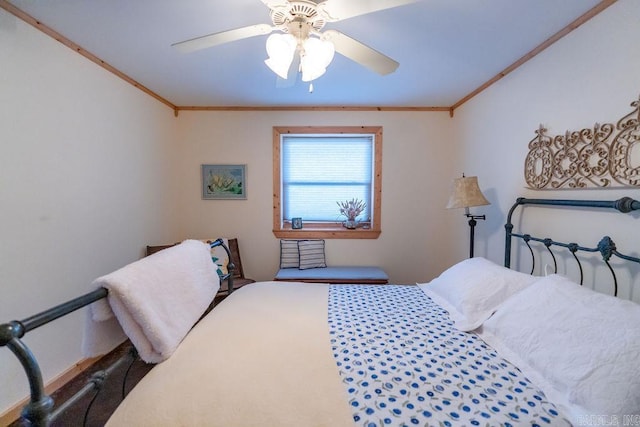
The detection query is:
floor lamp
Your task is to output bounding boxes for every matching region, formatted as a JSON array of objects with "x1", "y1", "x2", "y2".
[{"x1": 446, "y1": 175, "x2": 490, "y2": 258}]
